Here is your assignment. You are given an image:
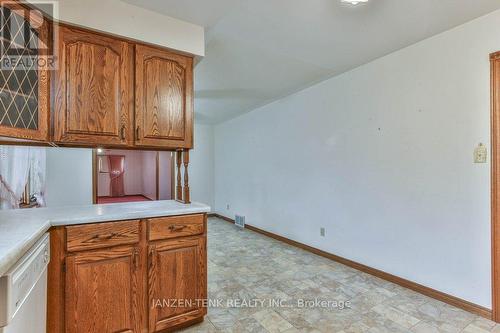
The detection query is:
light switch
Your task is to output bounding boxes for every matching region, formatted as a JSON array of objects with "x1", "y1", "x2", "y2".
[{"x1": 474, "y1": 143, "x2": 487, "y2": 163}]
